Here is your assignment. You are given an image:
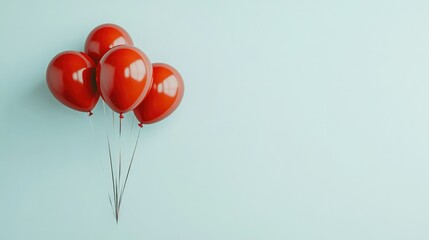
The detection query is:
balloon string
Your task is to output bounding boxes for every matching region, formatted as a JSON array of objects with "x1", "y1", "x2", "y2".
[
  {"x1": 130, "y1": 115, "x2": 135, "y2": 138},
  {"x1": 110, "y1": 111, "x2": 119, "y2": 222},
  {"x1": 129, "y1": 116, "x2": 135, "y2": 178},
  {"x1": 128, "y1": 116, "x2": 135, "y2": 179},
  {"x1": 103, "y1": 102, "x2": 117, "y2": 223},
  {"x1": 88, "y1": 116, "x2": 95, "y2": 137},
  {"x1": 107, "y1": 123, "x2": 118, "y2": 223},
  {"x1": 108, "y1": 193, "x2": 115, "y2": 218},
  {"x1": 112, "y1": 110, "x2": 115, "y2": 130},
  {"x1": 117, "y1": 114, "x2": 123, "y2": 221},
  {"x1": 119, "y1": 126, "x2": 142, "y2": 209},
  {"x1": 90, "y1": 108, "x2": 114, "y2": 217}
]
